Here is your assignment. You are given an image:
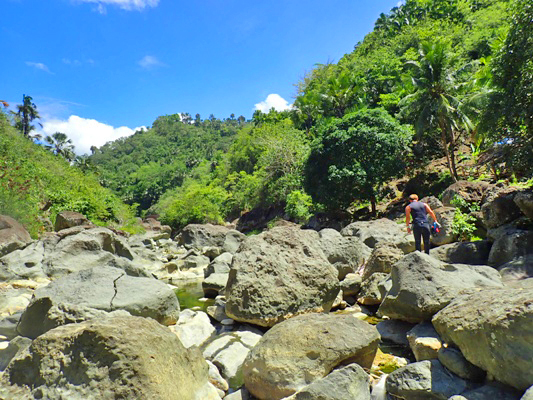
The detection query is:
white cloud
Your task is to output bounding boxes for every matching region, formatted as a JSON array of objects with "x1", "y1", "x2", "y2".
[
  {"x1": 76, "y1": 0, "x2": 159, "y2": 13},
  {"x1": 138, "y1": 55, "x2": 166, "y2": 69},
  {"x1": 254, "y1": 94, "x2": 292, "y2": 113},
  {"x1": 42, "y1": 115, "x2": 145, "y2": 155},
  {"x1": 26, "y1": 62, "x2": 53, "y2": 74}
]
